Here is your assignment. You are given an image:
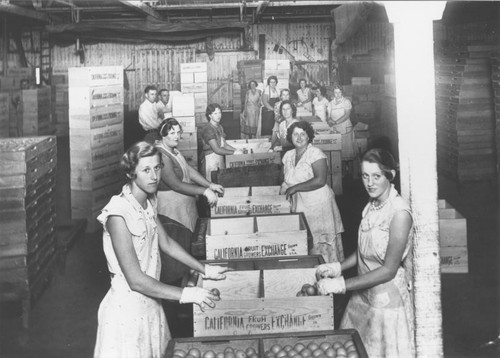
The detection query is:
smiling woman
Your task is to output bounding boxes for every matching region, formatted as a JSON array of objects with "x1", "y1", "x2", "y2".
[{"x1": 280, "y1": 121, "x2": 344, "y2": 263}]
